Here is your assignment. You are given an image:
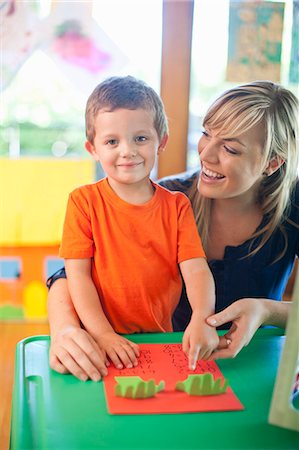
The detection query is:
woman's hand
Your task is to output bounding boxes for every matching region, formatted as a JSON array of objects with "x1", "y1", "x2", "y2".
[
  {"x1": 206, "y1": 298, "x2": 279, "y2": 359},
  {"x1": 96, "y1": 331, "x2": 140, "y2": 370},
  {"x1": 48, "y1": 278, "x2": 108, "y2": 381},
  {"x1": 50, "y1": 326, "x2": 109, "y2": 381}
]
